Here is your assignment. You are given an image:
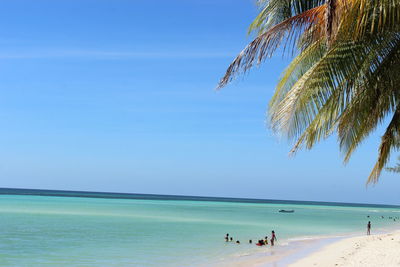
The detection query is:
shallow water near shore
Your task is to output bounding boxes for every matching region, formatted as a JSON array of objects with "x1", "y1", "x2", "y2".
[{"x1": 0, "y1": 192, "x2": 399, "y2": 266}]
